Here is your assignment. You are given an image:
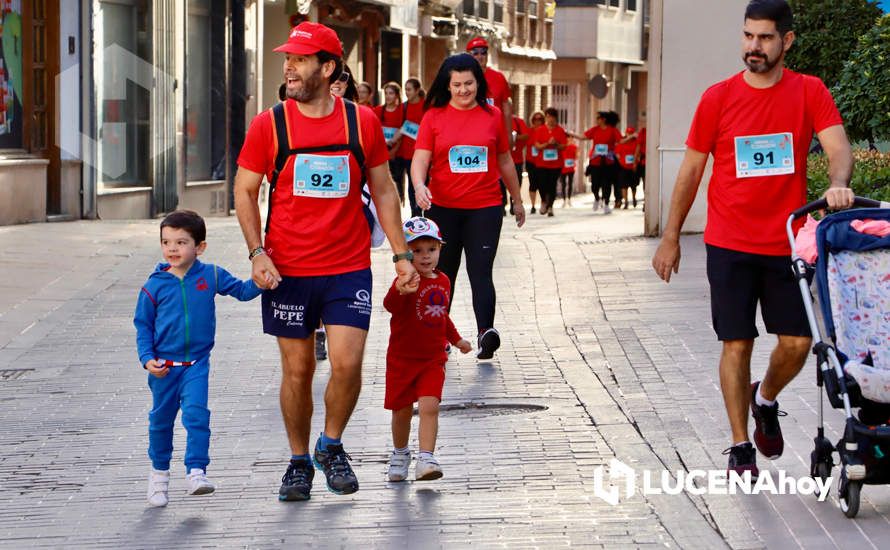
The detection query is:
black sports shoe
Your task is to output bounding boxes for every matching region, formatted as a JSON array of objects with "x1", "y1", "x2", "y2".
[
  {"x1": 476, "y1": 328, "x2": 501, "y2": 360},
  {"x1": 279, "y1": 459, "x2": 314, "y2": 501},
  {"x1": 750, "y1": 381, "x2": 786, "y2": 460},
  {"x1": 723, "y1": 442, "x2": 759, "y2": 479},
  {"x1": 315, "y1": 330, "x2": 327, "y2": 361},
  {"x1": 313, "y1": 443, "x2": 359, "y2": 495},
  {"x1": 530, "y1": 206, "x2": 536, "y2": 214}
]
